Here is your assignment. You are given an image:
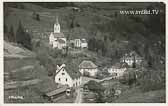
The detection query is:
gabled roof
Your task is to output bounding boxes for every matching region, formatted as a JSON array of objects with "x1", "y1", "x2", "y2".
[
  {"x1": 79, "y1": 60, "x2": 97, "y2": 69},
  {"x1": 112, "y1": 62, "x2": 129, "y2": 69},
  {"x1": 112, "y1": 63, "x2": 121, "y2": 69},
  {"x1": 65, "y1": 66, "x2": 81, "y2": 79},
  {"x1": 56, "y1": 64, "x2": 81, "y2": 80},
  {"x1": 52, "y1": 32, "x2": 65, "y2": 38}
]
